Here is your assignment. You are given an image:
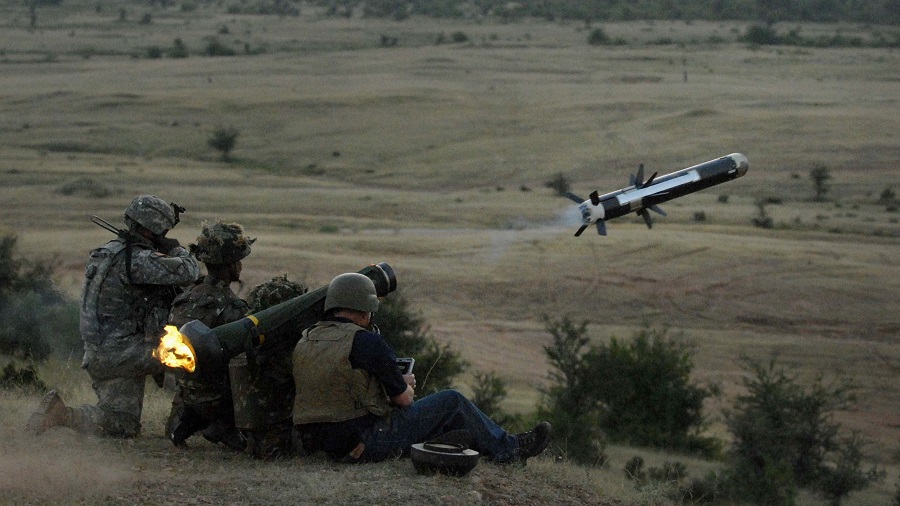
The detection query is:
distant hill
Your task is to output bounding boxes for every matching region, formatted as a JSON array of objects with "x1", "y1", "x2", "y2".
[{"x1": 312, "y1": 0, "x2": 900, "y2": 25}]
